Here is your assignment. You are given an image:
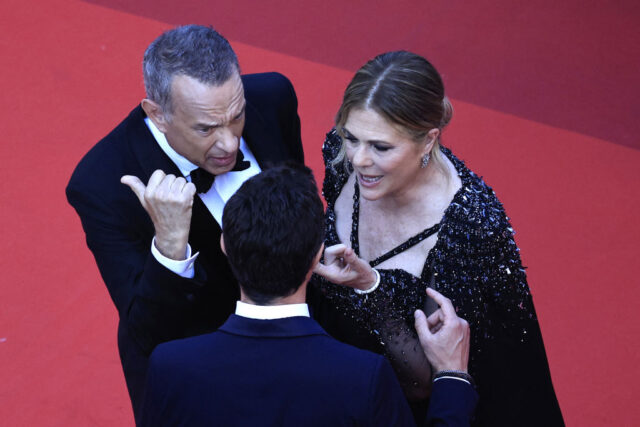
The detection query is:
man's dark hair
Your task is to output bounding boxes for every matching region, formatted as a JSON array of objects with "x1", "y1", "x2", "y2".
[
  {"x1": 222, "y1": 164, "x2": 325, "y2": 304},
  {"x1": 143, "y1": 25, "x2": 240, "y2": 113}
]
